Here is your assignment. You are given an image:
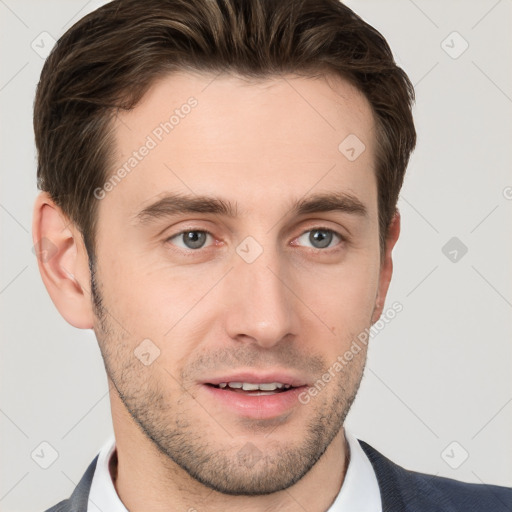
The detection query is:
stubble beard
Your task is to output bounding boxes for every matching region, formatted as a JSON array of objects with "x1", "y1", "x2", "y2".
[{"x1": 90, "y1": 264, "x2": 366, "y2": 495}]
